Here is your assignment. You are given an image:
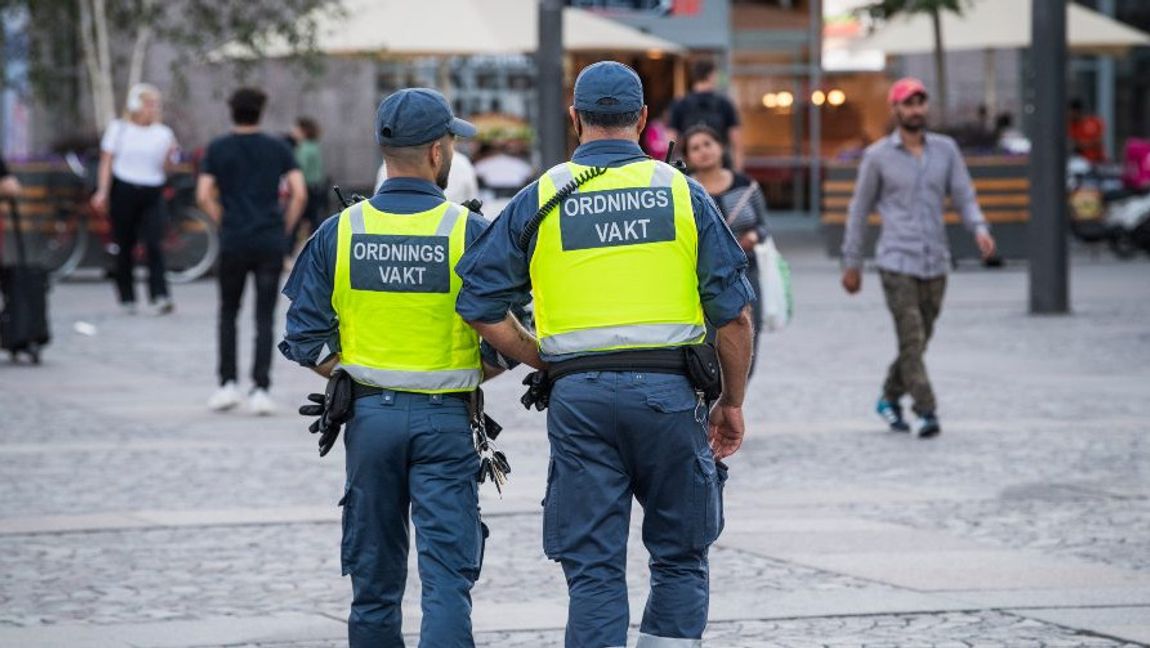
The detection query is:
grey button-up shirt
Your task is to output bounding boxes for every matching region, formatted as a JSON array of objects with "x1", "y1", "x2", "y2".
[{"x1": 842, "y1": 131, "x2": 988, "y2": 278}]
